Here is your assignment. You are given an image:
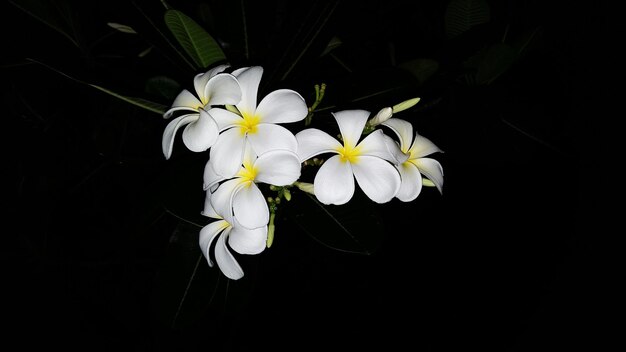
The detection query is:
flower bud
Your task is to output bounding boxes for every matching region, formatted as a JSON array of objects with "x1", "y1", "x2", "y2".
[
  {"x1": 392, "y1": 97, "x2": 420, "y2": 114},
  {"x1": 367, "y1": 107, "x2": 393, "y2": 126}
]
